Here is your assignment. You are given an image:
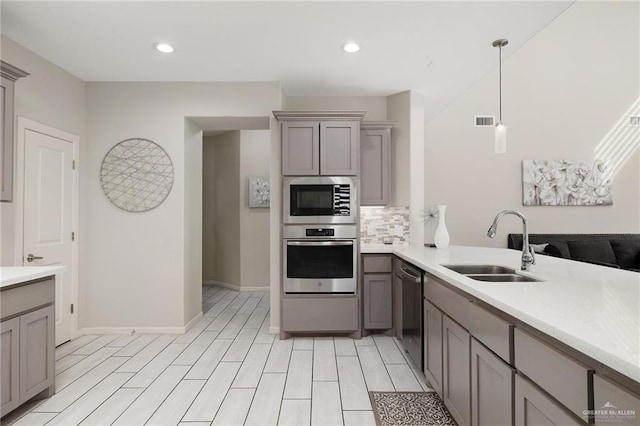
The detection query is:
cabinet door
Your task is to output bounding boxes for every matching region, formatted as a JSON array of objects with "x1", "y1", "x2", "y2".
[
  {"x1": 282, "y1": 121, "x2": 320, "y2": 175},
  {"x1": 1, "y1": 77, "x2": 15, "y2": 201},
  {"x1": 443, "y1": 315, "x2": 471, "y2": 426},
  {"x1": 515, "y1": 374, "x2": 582, "y2": 426},
  {"x1": 19, "y1": 305, "x2": 54, "y2": 402},
  {"x1": 393, "y1": 274, "x2": 402, "y2": 339},
  {"x1": 320, "y1": 121, "x2": 358, "y2": 175},
  {"x1": 360, "y1": 129, "x2": 390, "y2": 205},
  {"x1": 363, "y1": 274, "x2": 392, "y2": 329},
  {"x1": 471, "y1": 338, "x2": 514, "y2": 426},
  {"x1": 424, "y1": 301, "x2": 443, "y2": 397},
  {"x1": 0, "y1": 317, "x2": 20, "y2": 416},
  {"x1": 594, "y1": 375, "x2": 640, "y2": 426}
]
